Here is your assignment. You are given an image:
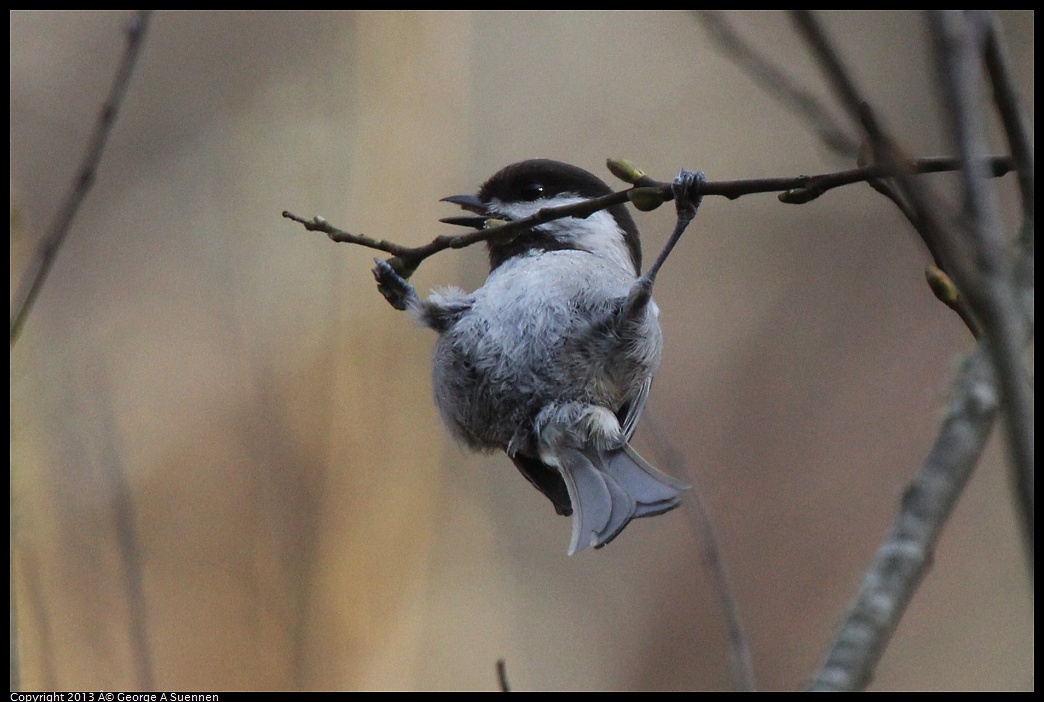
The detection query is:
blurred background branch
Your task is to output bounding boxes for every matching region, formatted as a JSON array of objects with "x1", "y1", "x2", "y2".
[
  {"x1": 9, "y1": 10, "x2": 154, "y2": 691},
  {"x1": 787, "y1": 10, "x2": 1033, "y2": 689},
  {"x1": 9, "y1": 10, "x2": 153, "y2": 347}
]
